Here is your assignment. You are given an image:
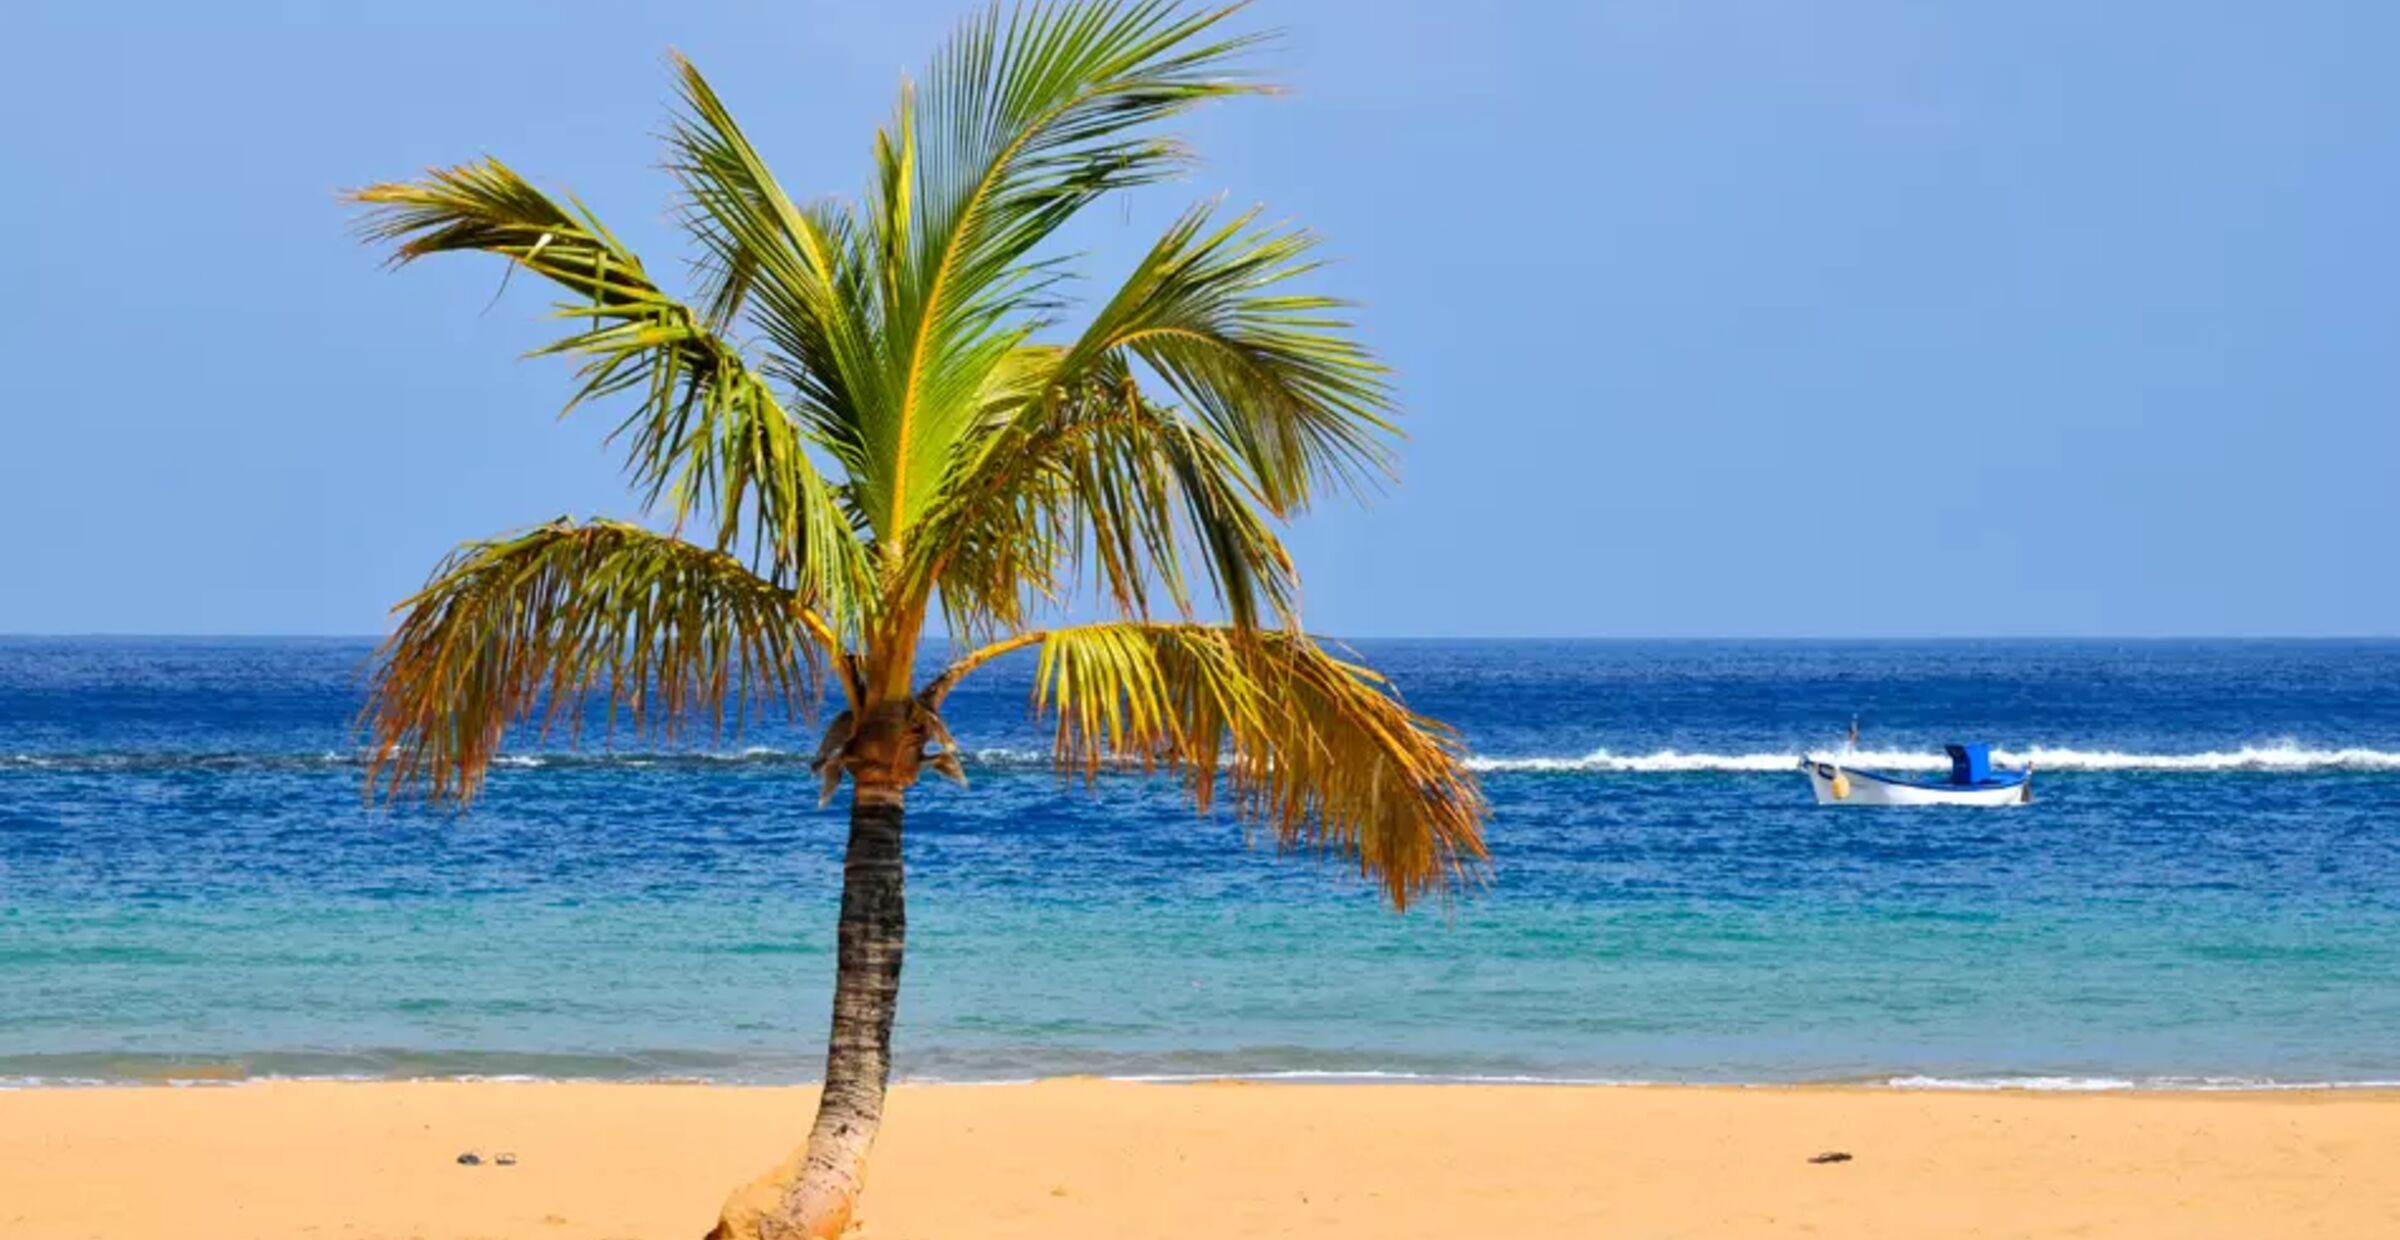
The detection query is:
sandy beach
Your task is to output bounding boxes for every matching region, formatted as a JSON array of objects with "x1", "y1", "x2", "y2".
[{"x1": 2, "y1": 1079, "x2": 2395, "y2": 1239}]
